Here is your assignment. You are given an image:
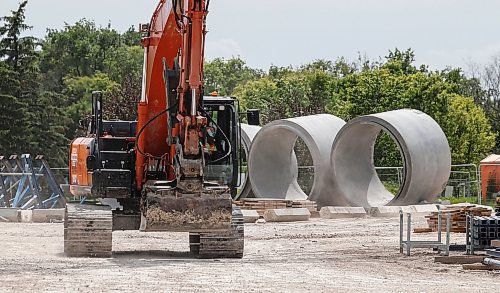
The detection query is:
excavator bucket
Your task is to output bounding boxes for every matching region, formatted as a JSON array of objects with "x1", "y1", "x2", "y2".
[{"x1": 140, "y1": 185, "x2": 233, "y2": 232}]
